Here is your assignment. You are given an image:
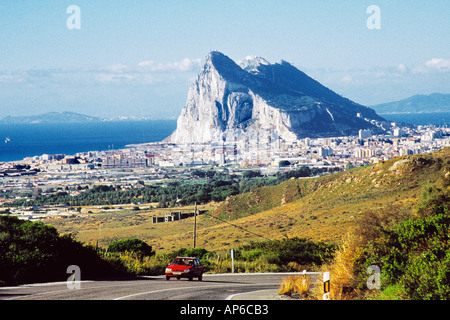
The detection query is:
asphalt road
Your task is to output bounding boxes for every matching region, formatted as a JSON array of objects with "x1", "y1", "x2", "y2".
[{"x1": 0, "y1": 272, "x2": 318, "y2": 300}]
